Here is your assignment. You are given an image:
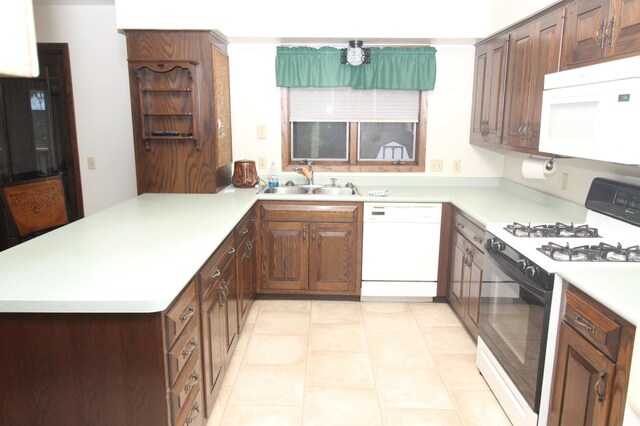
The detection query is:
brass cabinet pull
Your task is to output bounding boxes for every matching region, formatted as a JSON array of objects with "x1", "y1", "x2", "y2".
[
  {"x1": 210, "y1": 268, "x2": 221, "y2": 280},
  {"x1": 179, "y1": 305, "x2": 195, "y2": 323},
  {"x1": 473, "y1": 235, "x2": 484, "y2": 244},
  {"x1": 595, "y1": 371, "x2": 607, "y2": 402},
  {"x1": 242, "y1": 227, "x2": 249, "y2": 235},
  {"x1": 518, "y1": 123, "x2": 525, "y2": 138},
  {"x1": 183, "y1": 371, "x2": 200, "y2": 393},
  {"x1": 185, "y1": 401, "x2": 200, "y2": 425},
  {"x1": 227, "y1": 247, "x2": 236, "y2": 255},
  {"x1": 596, "y1": 19, "x2": 607, "y2": 49},
  {"x1": 181, "y1": 338, "x2": 198, "y2": 359},
  {"x1": 607, "y1": 17, "x2": 615, "y2": 48},
  {"x1": 456, "y1": 222, "x2": 465, "y2": 230},
  {"x1": 250, "y1": 216, "x2": 256, "y2": 222},
  {"x1": 303, "y1": 228, "x2": 307, "y2": 243},
  {"x1": 573, "y1": 312, "x2": 595, "y2": 333},
  {"x1": 312, "y1": 228, "x2": 317, "y2": 244}
]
